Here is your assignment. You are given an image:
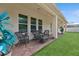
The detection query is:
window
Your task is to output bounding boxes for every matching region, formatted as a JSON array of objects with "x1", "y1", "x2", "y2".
[
  {"x1": 38, "y1": 19, "x2": 42, "y2": 32},
  {"x1": 31, "y1": 17, "x2": 36, "y2": 32},
  {"x1": 19, "y1": 14, "x2": 28, "y2": 32}
]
